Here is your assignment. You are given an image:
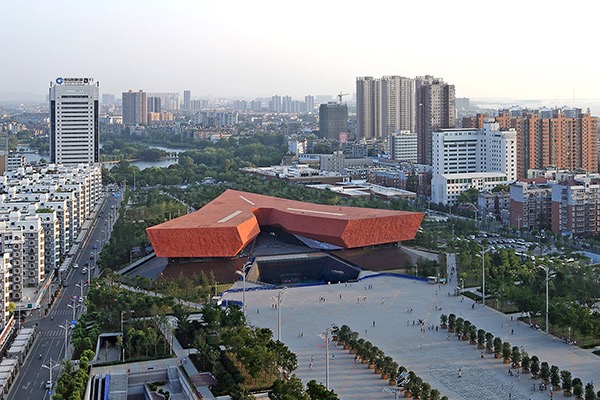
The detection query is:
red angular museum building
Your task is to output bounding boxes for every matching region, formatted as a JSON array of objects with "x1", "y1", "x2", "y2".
[{"x1": 147, "y1": 189, "x2": 424, "y2": 258}]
